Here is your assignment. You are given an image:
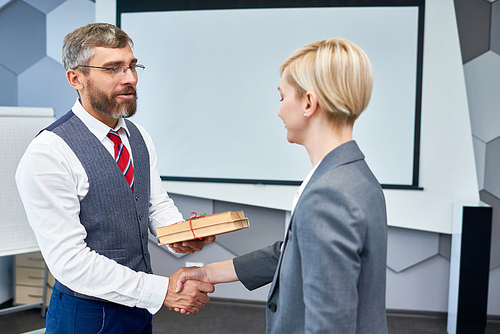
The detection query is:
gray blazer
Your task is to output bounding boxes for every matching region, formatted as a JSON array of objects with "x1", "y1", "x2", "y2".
[{"x1": 234, "y1": 141, "x2": 388, "y2": 333}]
